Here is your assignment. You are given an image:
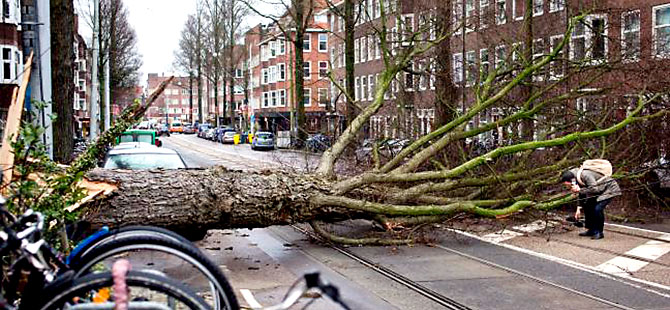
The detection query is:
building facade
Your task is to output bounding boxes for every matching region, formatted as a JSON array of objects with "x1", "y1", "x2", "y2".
[
  {"x1": 245, "y1": 7, "x2": 331, "y2": 134},
  {"x1": 0, "y1": 0, "x2": 24, "y2": 139}
]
